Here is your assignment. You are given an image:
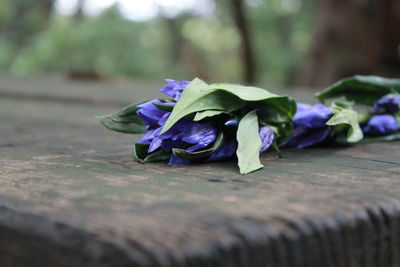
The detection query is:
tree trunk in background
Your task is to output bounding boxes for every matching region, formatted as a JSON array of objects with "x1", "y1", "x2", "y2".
[
  {"x1": 41, "y1": 0, "x2": 54, "y2": 26},
  {"x1": 74, "y1": 0, "x2": 85, "y2": 21},
  {"x1": 230, "y1": 0, "x2": 257, "y2": 84},
  {"x1": 6, "y1": 0, "x2": 54, "y2": 48},
  {"x1": 300, "y1": 0, "x2": 400, "y2": 86},
  {"x1": 163, "y1": 16, "x2": 184, "y2": 64},
  {"x1": 8, "y1": 0, "x2": 33, "y2": 48}
]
